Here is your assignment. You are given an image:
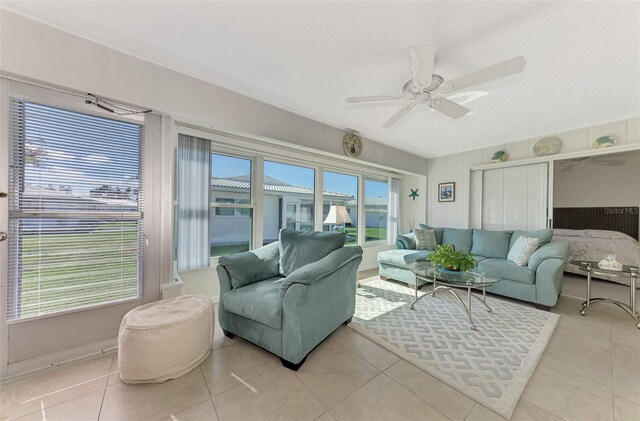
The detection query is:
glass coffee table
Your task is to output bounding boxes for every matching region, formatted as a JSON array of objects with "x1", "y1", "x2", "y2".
[
  {"x1": 571, "y1": 260, "x2": 640, "y2": 329},
  {"x1": 410, "y1": 262, "x2": 499, "y2": 330}
]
